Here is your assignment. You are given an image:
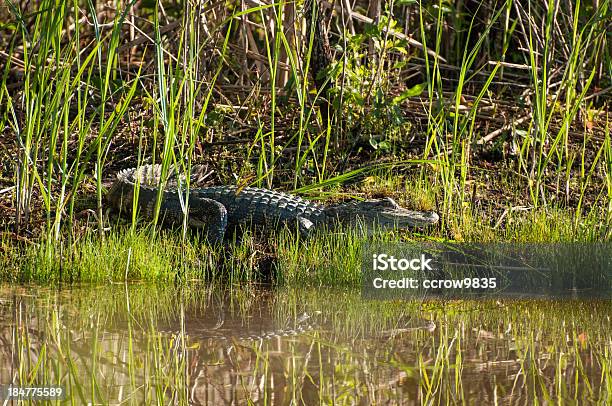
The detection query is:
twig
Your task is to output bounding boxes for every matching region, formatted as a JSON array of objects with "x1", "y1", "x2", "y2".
[
  {"x1": 477, "y1": 115, "x2": 531, "y2": 145},
  {"x1": 347, "y1": 9, "x2": 447, "y2": 63},
  {"x1": 117, "y1": 20, "x2": 181, "y2": 54},
  {"x1": 0, "y1": 186, "x2": 16, "y2": 195},
  {"x1": 487, "y1": 61, "x2": 534, "y2": 71}
]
